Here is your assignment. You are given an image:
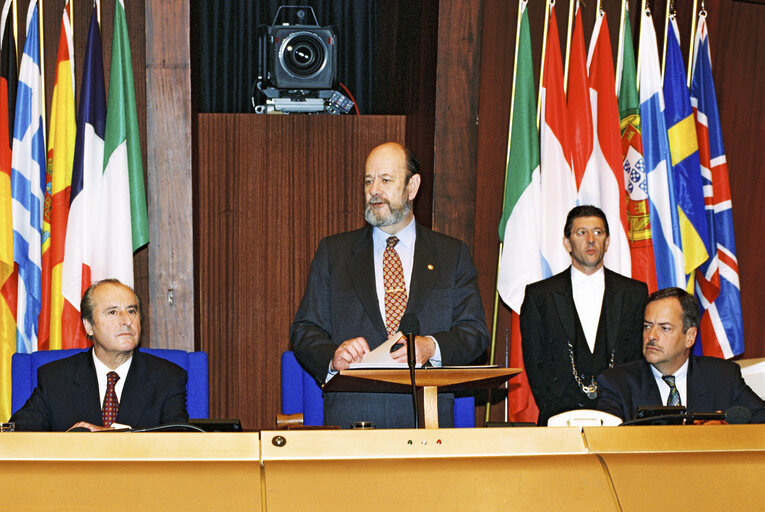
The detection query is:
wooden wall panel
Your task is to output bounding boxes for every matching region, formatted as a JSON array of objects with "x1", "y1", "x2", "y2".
[
  {"x1": 374, "y1": 0, "x2": 438, "y2": 227},
  {"x1": 145, "y1": 0, "x2": 194, "y2": 350},
  {"x1": 706, "y1": 0, "x2": 765, "y2": 358},
  {"x1": 432, "y1": 0, "x2": 483, "y2": 245},
  {"x1": 196, "y1": 114, "x2": 405, "y2": 431},
  {"x1": 473, "y1": 0, "x2": 521, "y2": 422}
]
